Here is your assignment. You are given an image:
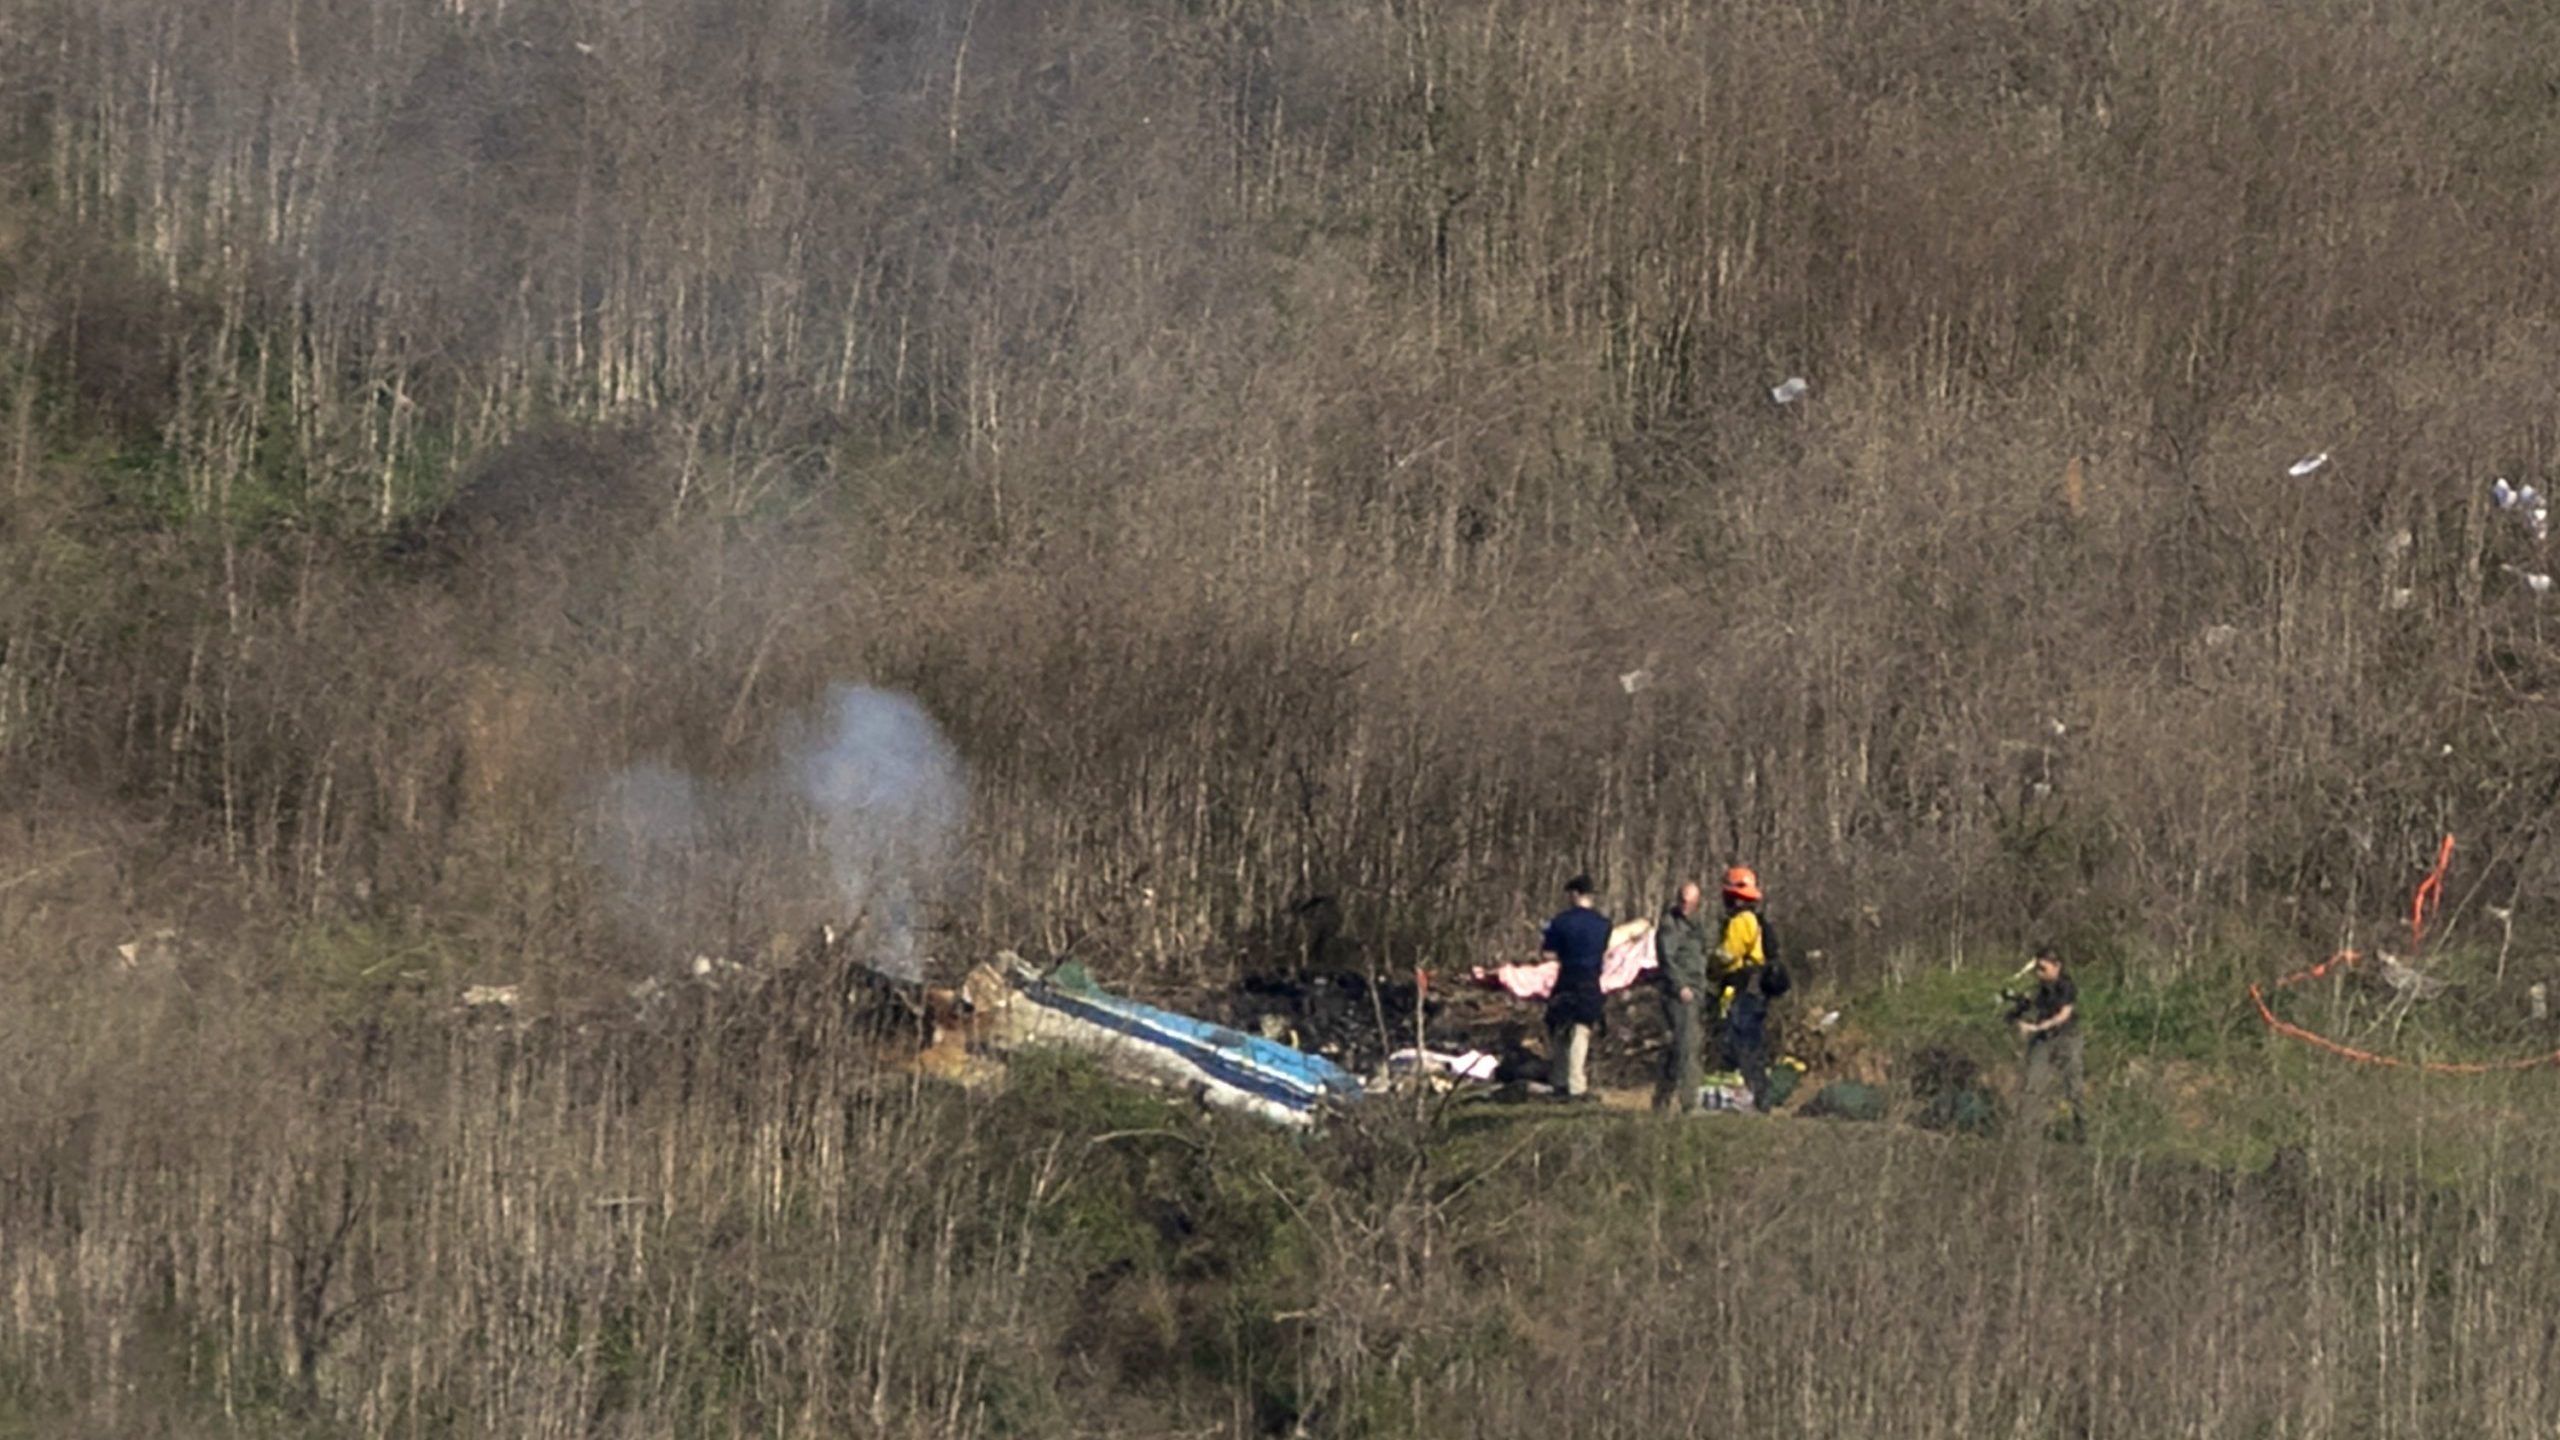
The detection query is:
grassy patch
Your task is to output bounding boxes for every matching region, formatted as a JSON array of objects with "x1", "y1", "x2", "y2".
[{"x1": 278, "y1": 921, "x2": 459, "y2": 1017}]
